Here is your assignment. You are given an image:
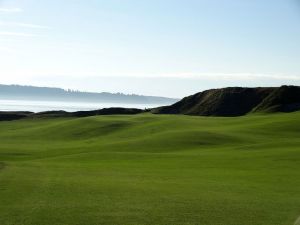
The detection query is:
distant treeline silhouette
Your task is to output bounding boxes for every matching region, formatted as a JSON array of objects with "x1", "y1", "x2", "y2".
[{"x1": 0, "y1": 84, "x2": 177, "y2": 104}]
